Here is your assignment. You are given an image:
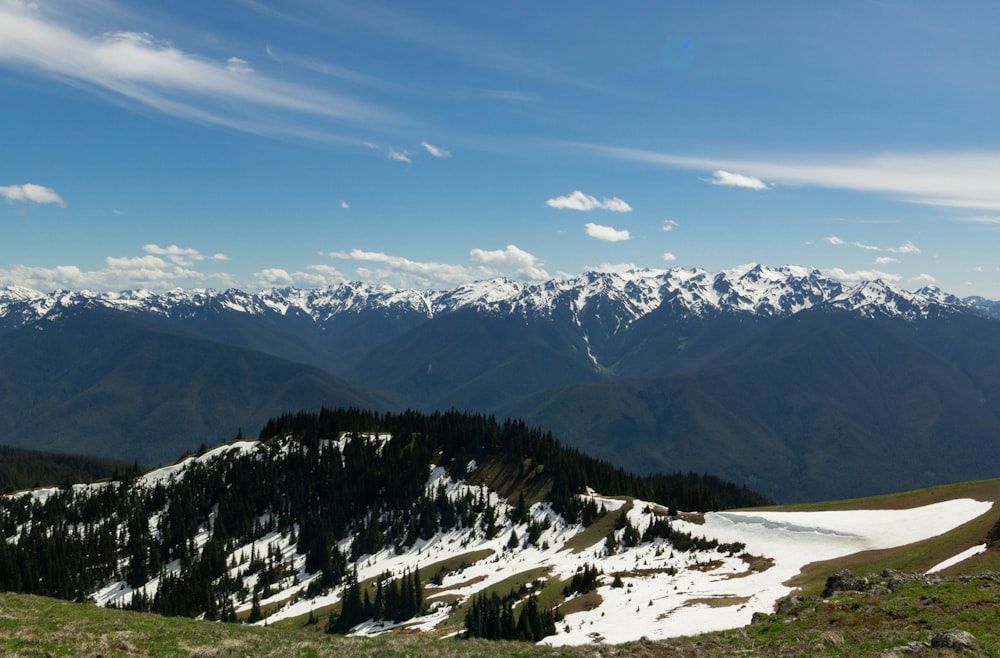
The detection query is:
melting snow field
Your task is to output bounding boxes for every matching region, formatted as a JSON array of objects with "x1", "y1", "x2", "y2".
[{"x1": 544, "y1": 498, "x2": 992, "y2": 645}]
